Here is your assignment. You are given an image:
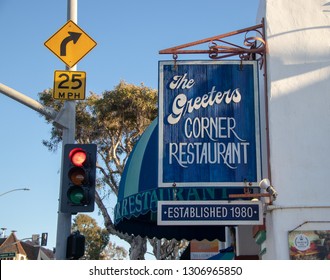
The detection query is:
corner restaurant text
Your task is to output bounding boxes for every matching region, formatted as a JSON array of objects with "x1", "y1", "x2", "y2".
[{"x1": 166, "y1": 73, "x2": 250, "y2": 169}]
